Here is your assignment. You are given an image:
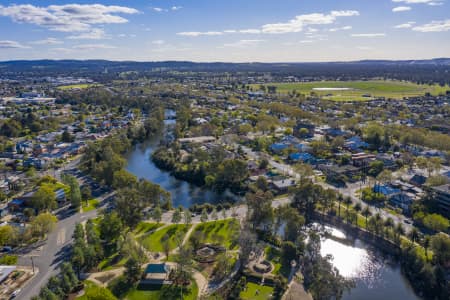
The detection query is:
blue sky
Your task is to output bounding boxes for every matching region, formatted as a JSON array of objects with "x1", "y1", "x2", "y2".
[{"x1": 0, "y1": 0, "x2": 449, "y2": 62}]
